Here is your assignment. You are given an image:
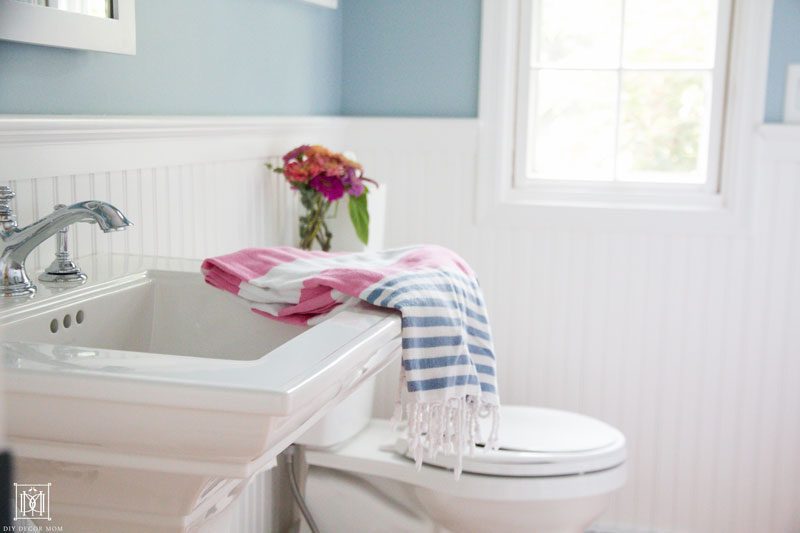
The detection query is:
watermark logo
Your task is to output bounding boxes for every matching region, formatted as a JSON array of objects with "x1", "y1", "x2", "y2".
[{"x1": 14, "y1": 483, "x2": 51, "y2": 521}]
